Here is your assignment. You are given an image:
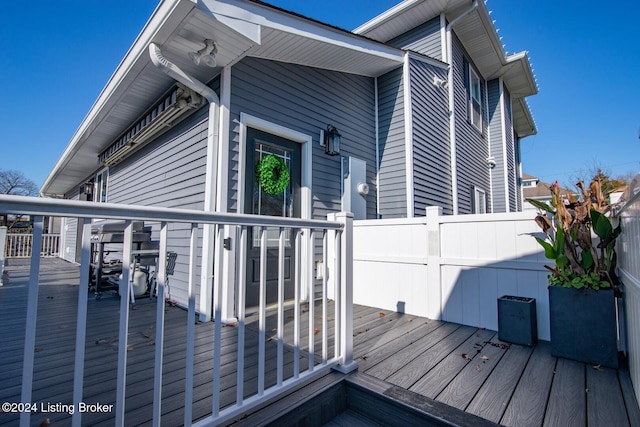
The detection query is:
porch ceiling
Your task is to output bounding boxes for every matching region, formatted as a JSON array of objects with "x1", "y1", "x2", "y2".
[{"x1": 41, "y1": 0, "x2": 404, "y2": 197}]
